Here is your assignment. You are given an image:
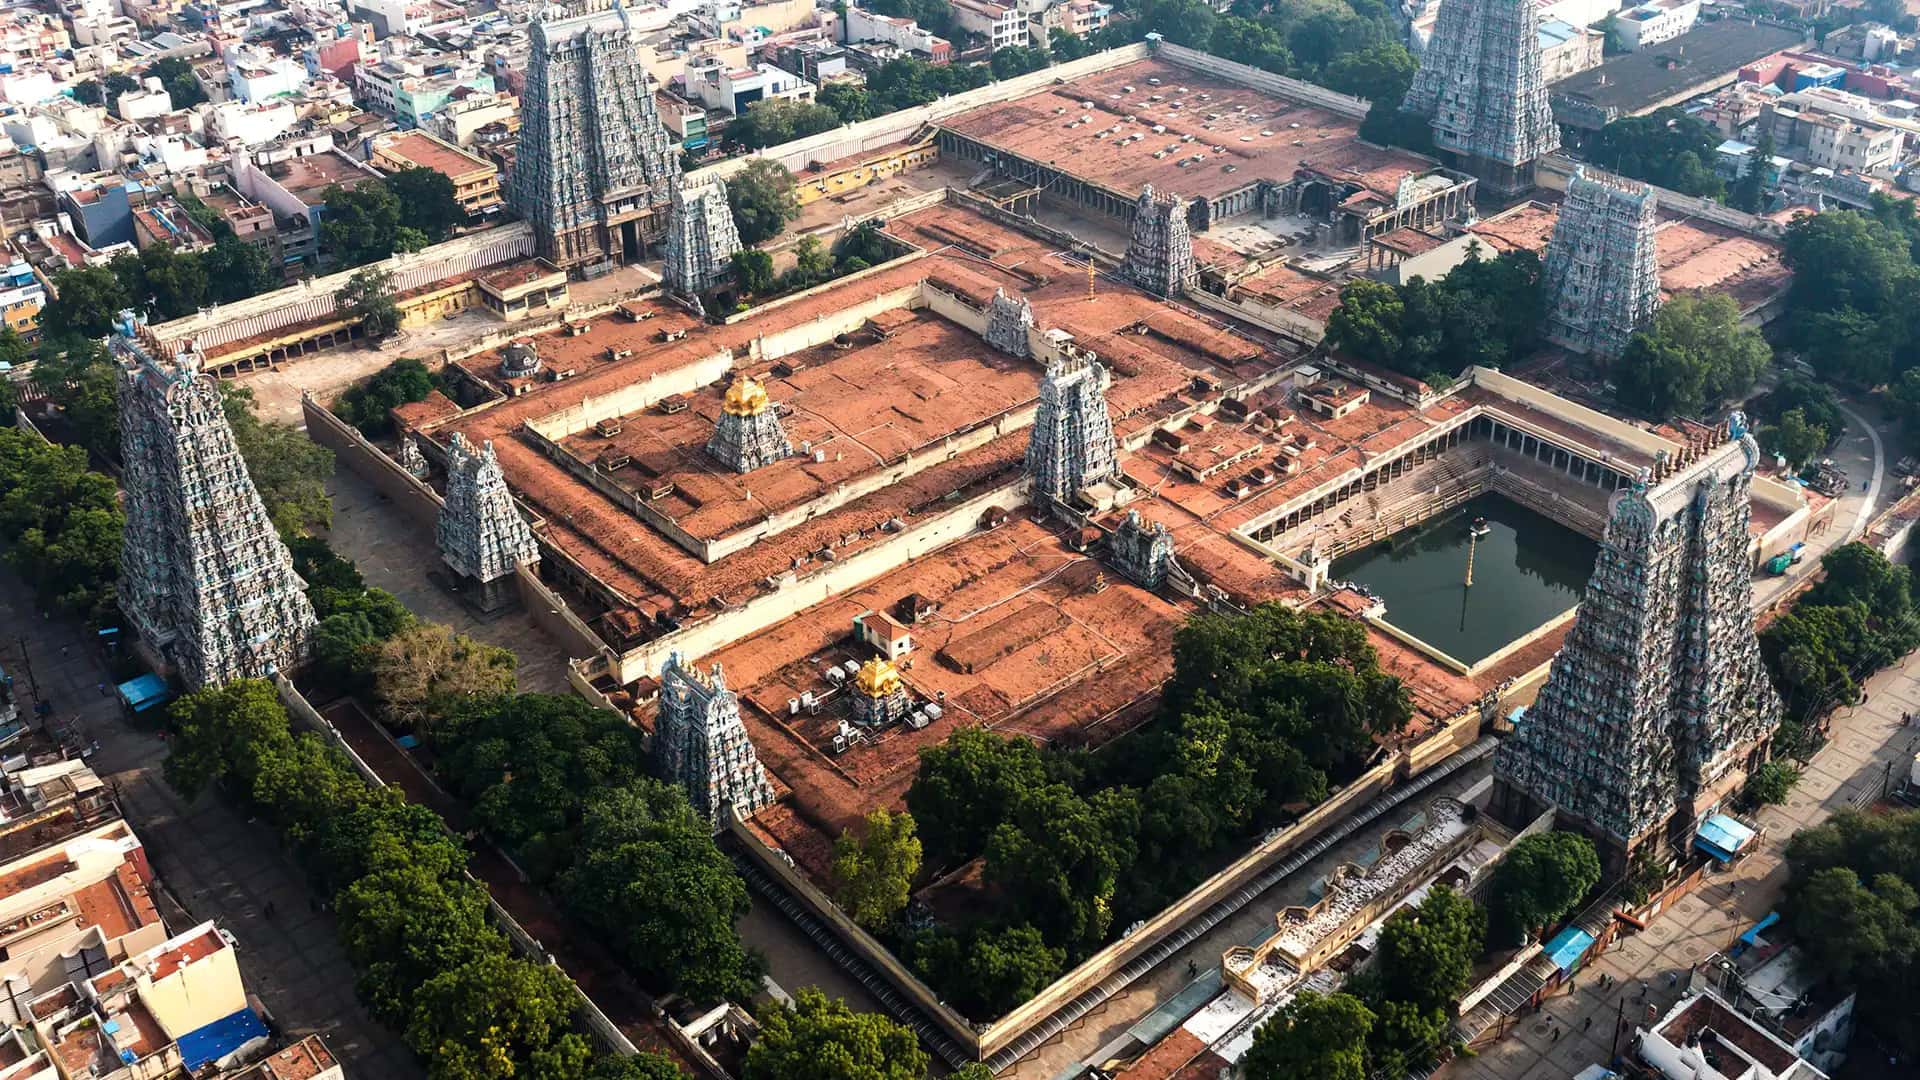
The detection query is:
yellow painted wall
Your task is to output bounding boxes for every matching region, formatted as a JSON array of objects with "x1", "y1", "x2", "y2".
[{"x1": 796, "y1": 142, "x2": 938, "y2": 206}]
